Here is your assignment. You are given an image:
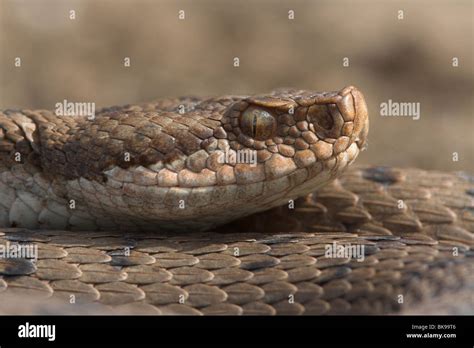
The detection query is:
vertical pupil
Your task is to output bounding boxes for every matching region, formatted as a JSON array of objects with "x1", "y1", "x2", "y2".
[
  {"x1": 252, "y1": 113, "x2": 258, "y2": 138},
  {"x1": 239, "y1": 107, "x2": 276, "y2": 140}
]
